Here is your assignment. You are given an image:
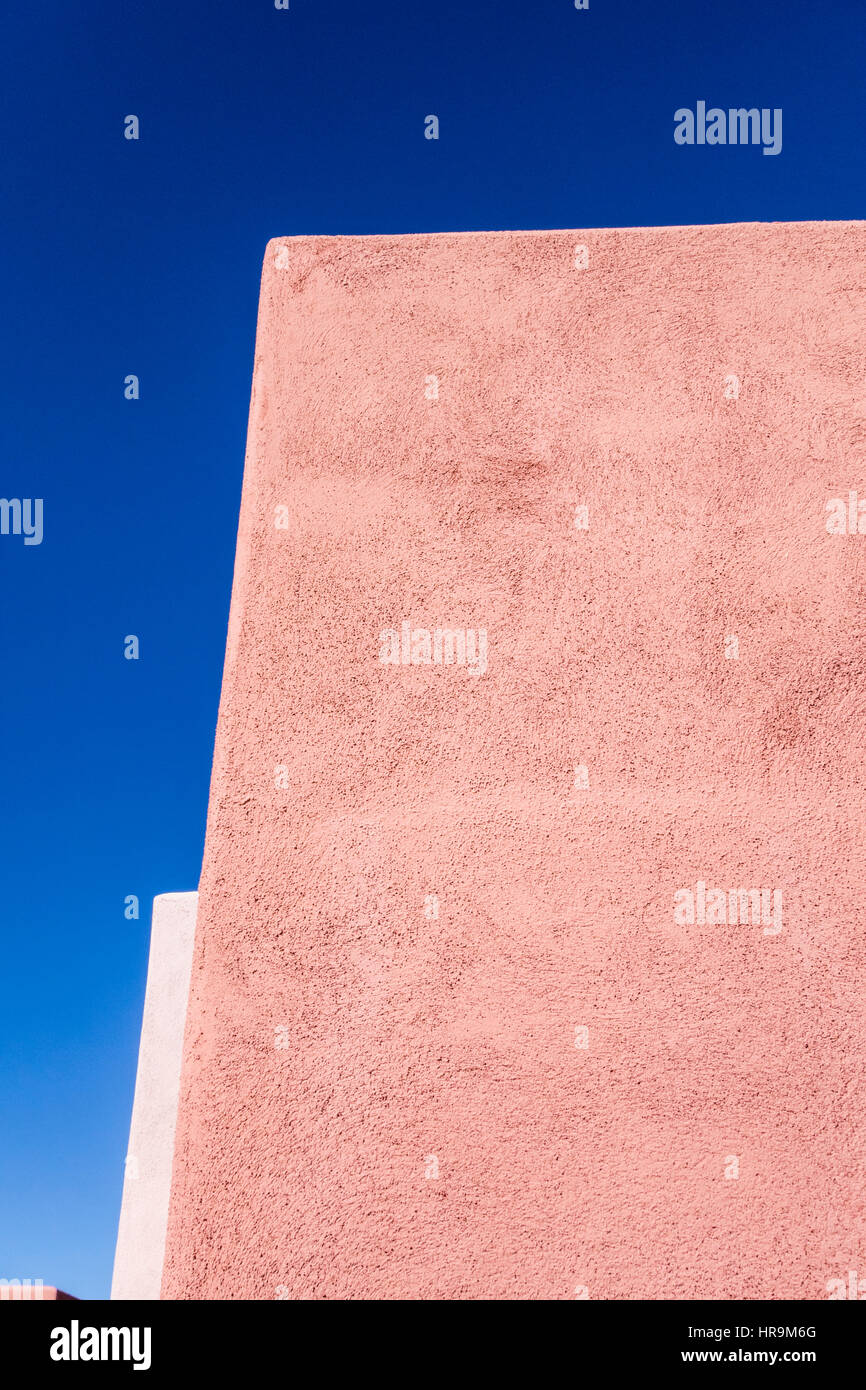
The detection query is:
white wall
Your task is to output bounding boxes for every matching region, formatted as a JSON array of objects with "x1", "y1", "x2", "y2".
[{"x1": 111, "y1": 892, "x2": 197, "y2": 1300}]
